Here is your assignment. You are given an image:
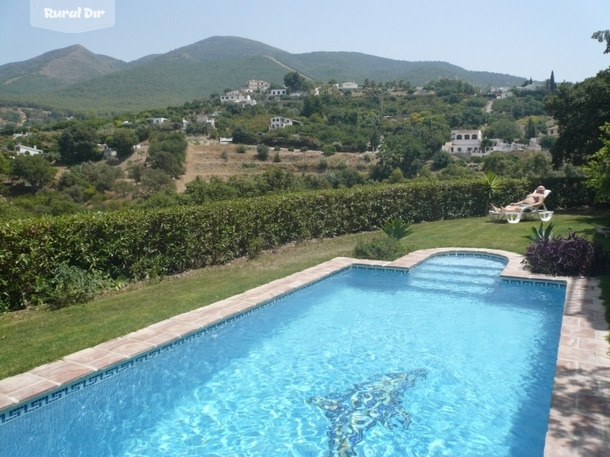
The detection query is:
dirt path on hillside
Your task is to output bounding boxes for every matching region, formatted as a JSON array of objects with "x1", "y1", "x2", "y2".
[{"x1": 263, "y1": 56, "x2": 314, "y2": 81}]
